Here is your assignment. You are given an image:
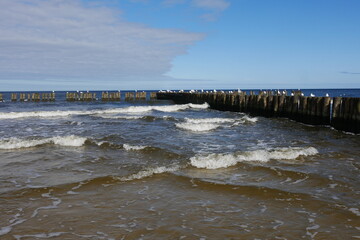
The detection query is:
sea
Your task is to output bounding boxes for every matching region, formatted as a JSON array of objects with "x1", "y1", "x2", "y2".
[{"x1": 0, "y1": 89, "x2": 359, "y2": 240}]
